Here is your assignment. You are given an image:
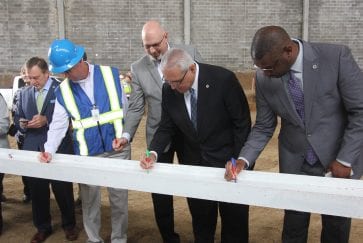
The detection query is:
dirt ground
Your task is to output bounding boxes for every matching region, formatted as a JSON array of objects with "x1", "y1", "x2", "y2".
[{"x1": 1, "y1": 113, "x2": 362, "y2": 243}]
